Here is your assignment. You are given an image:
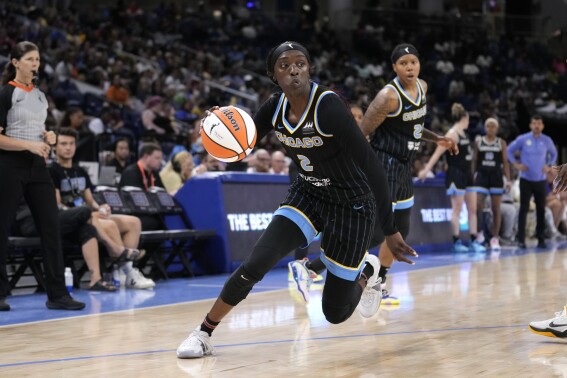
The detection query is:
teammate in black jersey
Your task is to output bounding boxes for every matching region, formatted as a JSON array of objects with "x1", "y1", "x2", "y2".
[
  {"x1": 419, "y1": 103, "x2": 486, "y2": 252},
  {"x1": 357, "y1": 43, "x2": 458, "y2": 303},
  {"x1": 471, "y1": 118, "x2": 511, "y2": 250},
  {"x1": 176, "y1": 41, "x2": 417, "y2": 359}
]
